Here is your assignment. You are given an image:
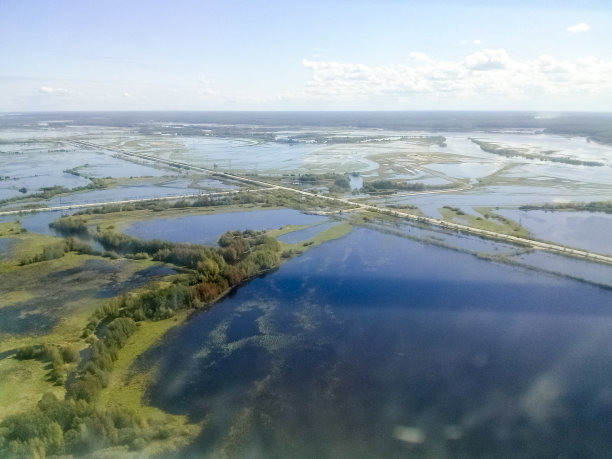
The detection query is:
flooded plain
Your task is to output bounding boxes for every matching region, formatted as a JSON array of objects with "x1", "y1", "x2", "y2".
[
  {"x1": 0, "y1": 141, "x2": 168, "y2": 200},
  {"x1": 3, "y1": 124, "x2": 612, "y2": 222},
  {"x1": 2, "y1": 115, "x2": 612, "y2": 457}
]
